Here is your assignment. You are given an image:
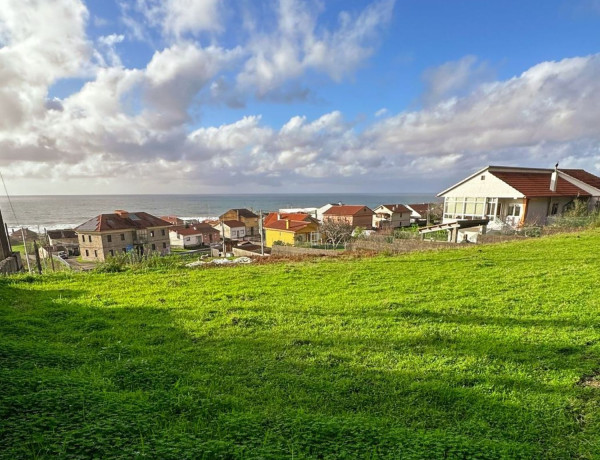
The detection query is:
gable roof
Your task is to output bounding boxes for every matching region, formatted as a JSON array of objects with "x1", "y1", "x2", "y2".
[
  {"x1": 220, "y1": 208, "x2": 258, "y2": 219},
  {"x1": 376, "y1": 204, "x2": 410, "y2": 213},
  {"x1": 170, "y1": 224, "x2": 220, "y2": 236},
  {"x1": 323, "y1": 205, "x2": 373, "y2": 216},
  {"x1": 222, "y1": 220, "x2": 246, "y2": 228},
  {"x1": 560, "y1": 169, "x2": 600, "y2": 191},
  {"x1": 407, "y1": 203, "x2": 430, "y2": 214},
  {"x1": 264, "y1": 212, "x2": 315, "y2": 226},
  {"x1": 75, "y1": 212, "x2": 171, "y2": 233},
  {"x1": 489, "y1": 171, "x2": 590, "y2": 197},
  {"x1": 264, "y1": 219, "x2": 316, "y2": 232},
  {"x1": 47, "y1": 229, "x2": 77, "y2": 239}
]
